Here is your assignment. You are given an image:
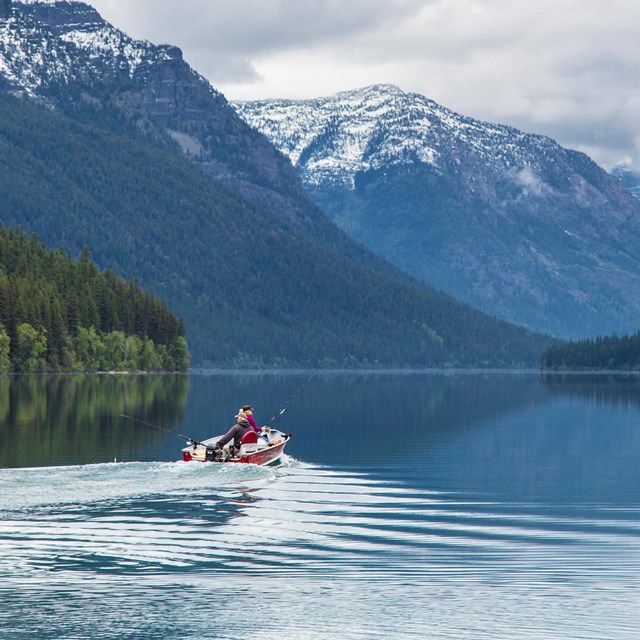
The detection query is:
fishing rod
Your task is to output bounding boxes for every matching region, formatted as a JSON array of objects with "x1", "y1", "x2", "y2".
[
  {"x1": 121, "y1": 414, "x2": 202, "y2": 446},
  {"x1": 264, "y1": 370, "x2": 318, "y2": 428}
]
